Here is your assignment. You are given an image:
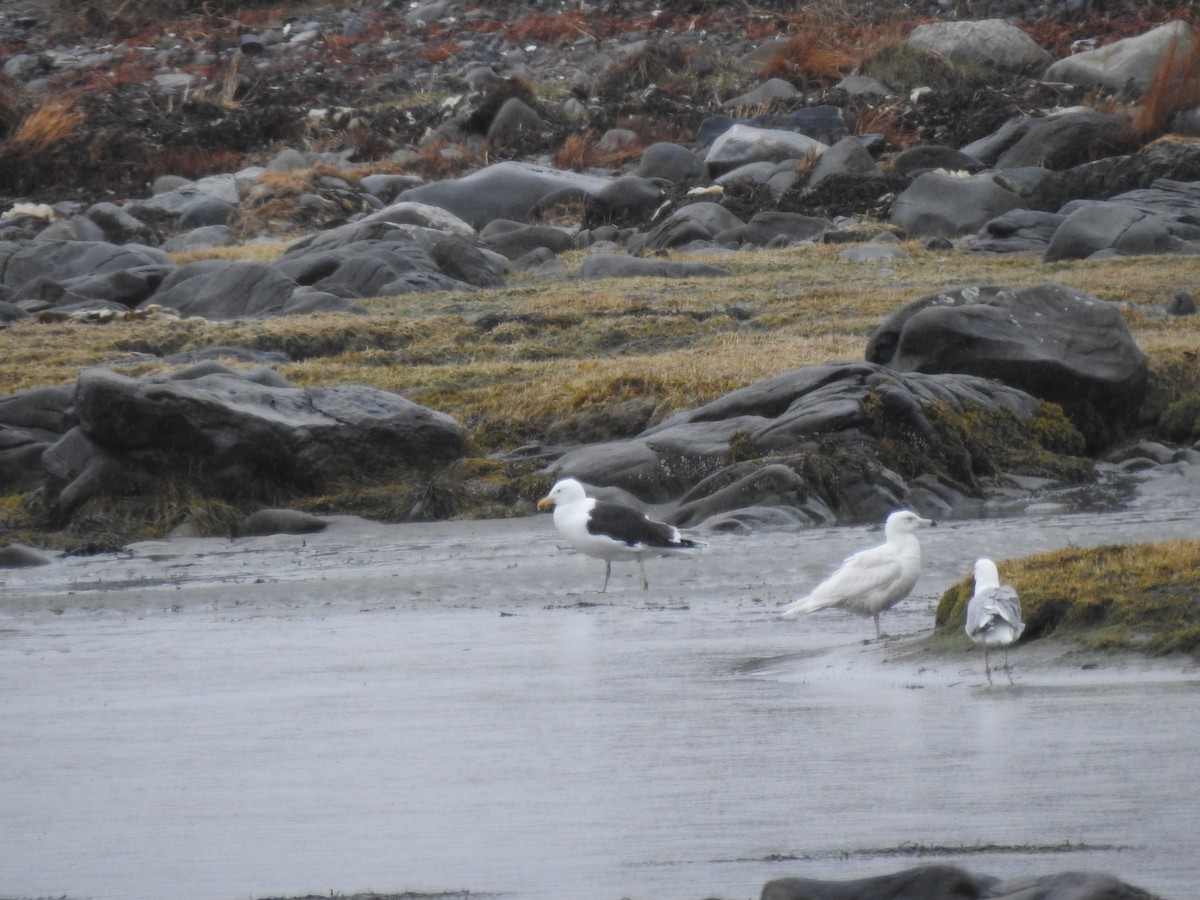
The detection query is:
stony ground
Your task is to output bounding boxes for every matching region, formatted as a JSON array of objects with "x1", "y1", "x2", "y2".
[{"x1": 0, "y1": 0, "x2": 1195, "y2": 213}]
